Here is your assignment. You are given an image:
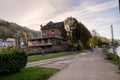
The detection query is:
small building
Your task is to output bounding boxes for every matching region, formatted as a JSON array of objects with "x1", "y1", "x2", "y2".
[
  {"x1": 0, "y1": 38, "x2": 15, "y2": 47},
  {"x1": 6, "y1": 38, "x2": 16, "y2": 47},
  {"x1": 0, "y1": 39, "x2": 4, "y2": 46}
]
